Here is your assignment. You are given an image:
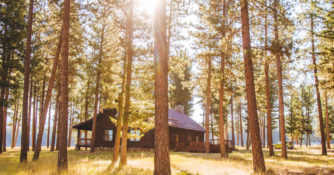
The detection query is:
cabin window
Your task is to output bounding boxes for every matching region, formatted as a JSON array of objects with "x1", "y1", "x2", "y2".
[
  {"x1": 81, "y1": 131, "x2": 92, "y2": 139},
  {"x1": 104, "y1": 130, "x2": 113, "y2": 141},
  {"x1": 130, "y1": 129, "x2": 141, "y2": 142}
]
